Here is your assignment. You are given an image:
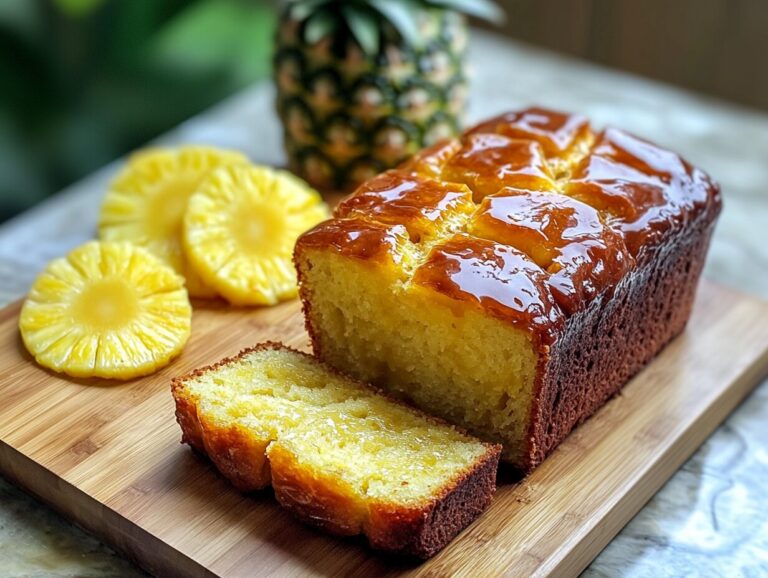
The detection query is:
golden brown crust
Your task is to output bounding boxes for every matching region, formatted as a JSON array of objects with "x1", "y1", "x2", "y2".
[
  {"x1": 171, "y1": 382, "x2": 206, "y2": 455},
  {"x1": 410, "y1": 233, "x2": 565, "y2": 347},
  {"x1": 522, "y1": 213, "x2": 718, "y2": 473},
  {"x1": 171, "y1": 342, "x2": 501, "y2": 558},
  {"x1": 468, "y1": 188, "x2": 635, "y2": 315},
  {"x1": 565, "y1": 127, "x2": 722, "y2": 259},
  {"x1": 294, "y1": 218, "x2": 412, "y2": 270},
  {"x1": 365, "y1": 447, "x2": 499, "y2": 558},
  {"x1": 267, "y1": 437, "x2": 499, "y2": 558},
  {"x1": 466, "y1": 107, "x2": 591, "y2": 158},
  {"x1": 171, "y1": 342, "x2": 291, "y2": 492},
  {"x1": 197, "y1": 415, "x2": 272, "y2": 492},
  {"x1": 334, "y1": 170, "x2": 474, "y2": 243},
  {"x1": 267, "y1": 442, "x2": 368, "y2": 536},
  {"x1": 442, "y1": 133, "x2": 557, "y2": 199}
]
